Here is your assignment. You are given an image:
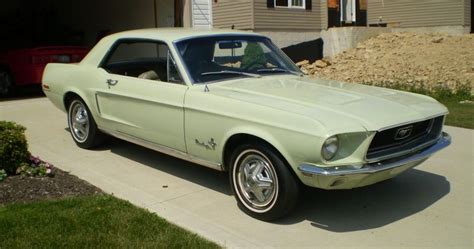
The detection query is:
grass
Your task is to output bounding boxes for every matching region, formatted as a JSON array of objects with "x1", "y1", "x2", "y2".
[
  {"x1": 437, "y1": 98, "x2": 474, "y2": 129},
  {"x1": 369, "y1": 83, "x2": 474, "y2": 129},
  {"x1": 0, "y1": 195, "x2": 221, "y2": 249}
]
